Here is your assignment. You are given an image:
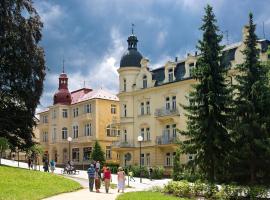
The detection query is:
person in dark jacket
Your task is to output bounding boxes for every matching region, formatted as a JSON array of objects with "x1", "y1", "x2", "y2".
[{"x1": 87, "y1": 164, "x2": 95, "y2": 192}]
